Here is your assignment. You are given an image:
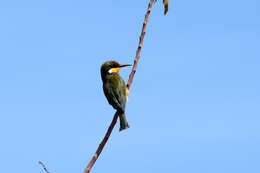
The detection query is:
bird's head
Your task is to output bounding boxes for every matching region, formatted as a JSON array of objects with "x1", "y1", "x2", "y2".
[{"x1": 101, "y1": 60, "x2": 131, "y2": 81}]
